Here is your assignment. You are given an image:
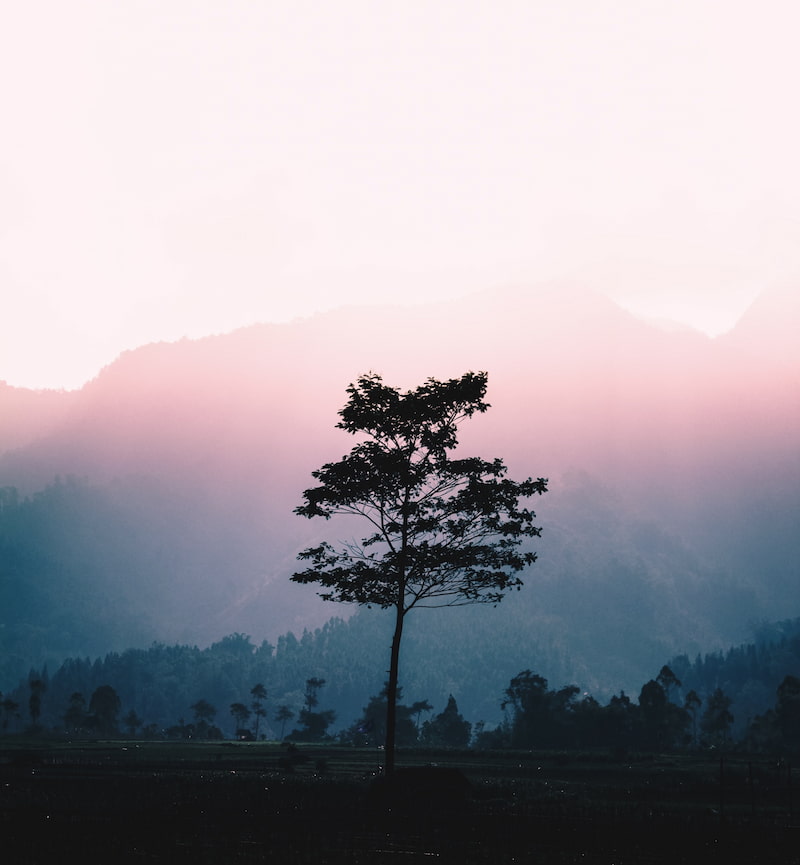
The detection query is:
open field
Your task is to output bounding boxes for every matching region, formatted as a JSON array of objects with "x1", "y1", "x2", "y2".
[{"x1": 1, "y1": 740, "x2": 797, "y2": 863}]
